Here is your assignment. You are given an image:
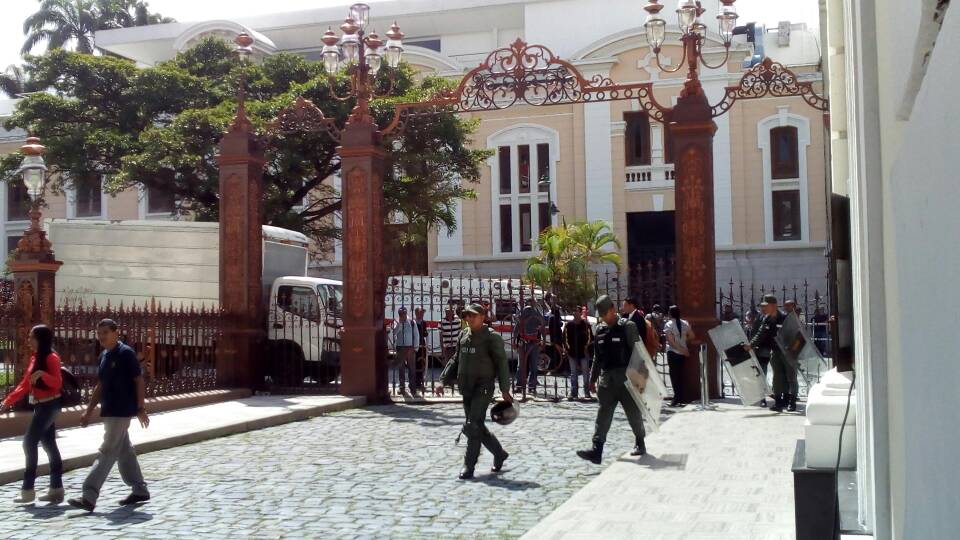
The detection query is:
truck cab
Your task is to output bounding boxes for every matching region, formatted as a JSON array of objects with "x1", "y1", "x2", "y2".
[{"x1": 267, "y1": 277, "x2": 343, "y2": 383}]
